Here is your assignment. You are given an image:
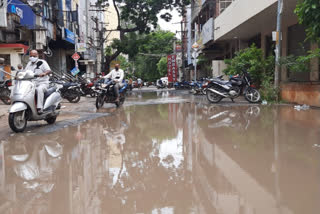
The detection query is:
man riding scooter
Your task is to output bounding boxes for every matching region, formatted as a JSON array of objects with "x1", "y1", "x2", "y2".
[
  {"x1": 24, "y1": 50, "x2": 52, "y2": 114},
  {"x1": 103, "y1": 64, "x2": 124, "y2": 103}
]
